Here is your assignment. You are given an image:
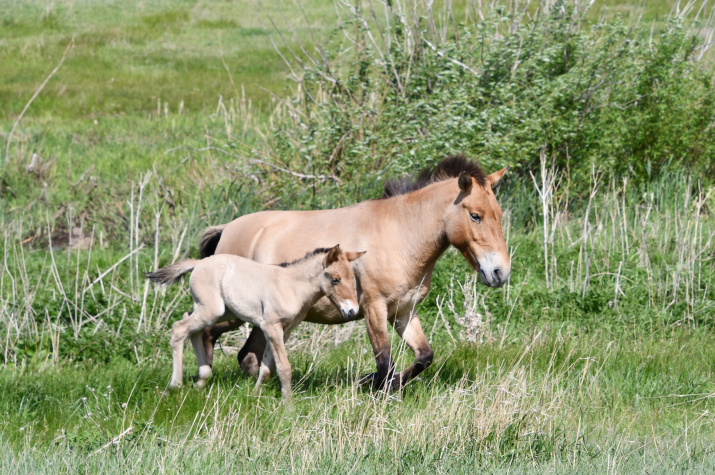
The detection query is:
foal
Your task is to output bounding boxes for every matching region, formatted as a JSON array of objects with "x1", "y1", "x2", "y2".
[{"x1": 147, "y1": 245, "x2": 364, "y2": 400}]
